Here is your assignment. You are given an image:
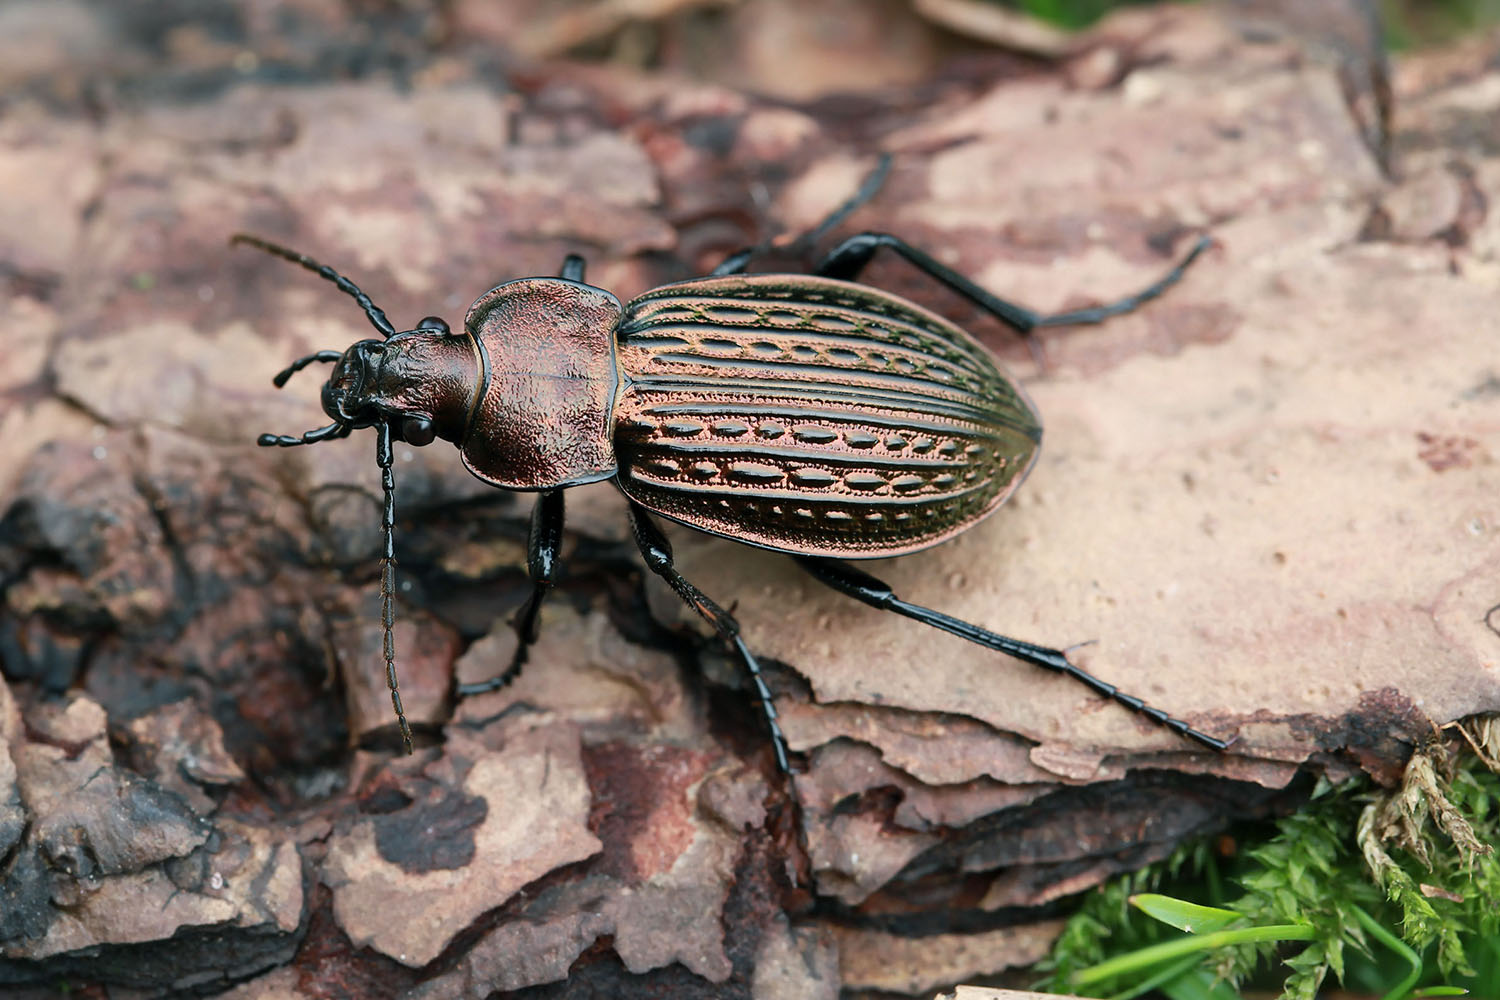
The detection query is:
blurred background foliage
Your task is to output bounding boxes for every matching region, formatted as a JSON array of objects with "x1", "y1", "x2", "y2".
[{"x1": 1014, "y1": 0, "x2": 1500, "y2": 46}]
